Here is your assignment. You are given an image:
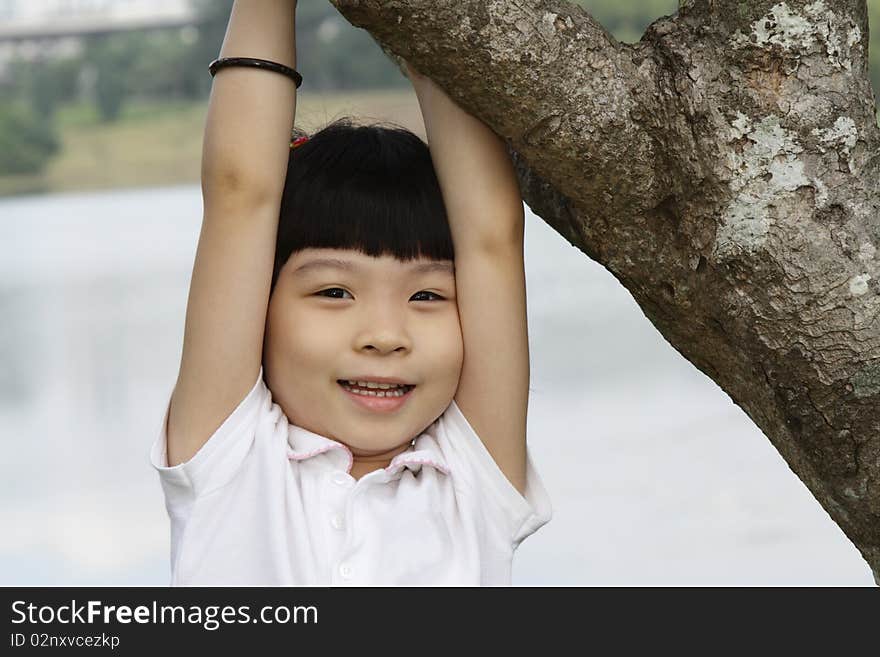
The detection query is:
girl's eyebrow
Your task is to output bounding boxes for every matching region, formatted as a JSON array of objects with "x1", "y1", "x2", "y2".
[{"x1": 293, "y1": 258, "x2": 454, "y2": 277}]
